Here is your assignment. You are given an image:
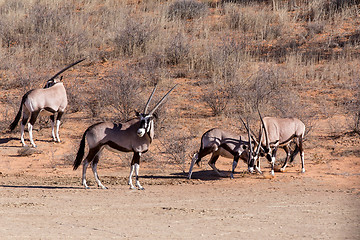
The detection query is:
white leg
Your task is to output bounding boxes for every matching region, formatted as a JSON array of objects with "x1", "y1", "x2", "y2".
[
  {"x1": 257, "y1": 157, "x2": 261, "y2": 171},
  {"x1": 231, "y1": 160, "x2": 238, "y2": 179},
  {"x1": 28, "y1": 123, "x2": 36, "y2": 148},
  {"x1": 255, "y1": 166, "x2": 262, "y2": 174},
  {"x1": 301, "y1": 152, "x2": 305, "y2": 173},
  {"x1": 188, "y1": 153, "x2": 198, "y2": 179},
  {"x1": 129, "y1": 164, "x2": 136, "y2": 190},
  {"x1": 51, "y1": 119, "x2": 56, "y2": 141},
  {"x1": 135, "y1": 163, "x2": 144, "y2": 190},
  {"x1": 92, "y1": 162, "x2": 107, "y2": 189},
  {"x1": 55, "y1": 120, "x2": 61, "y2": 142},
  {"x1": 82, "y1": 160, "x2": 90, "y2": 189},
  {"x1": 271, "y1": 156, "x2": 275, "y2": 176},
  {"x1": 20, "y1": 123, "x2": 26, "y2": 147}
]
